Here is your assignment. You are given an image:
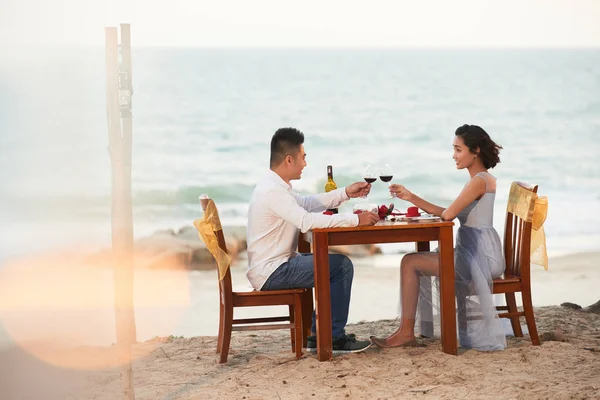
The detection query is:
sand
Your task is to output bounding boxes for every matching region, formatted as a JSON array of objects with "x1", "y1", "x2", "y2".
[
  {"x1": 1, "y1": 306, "x2": 599, "y2": 400},
  {"x1": 0, "y1": 252, "x2": 599, "y2": 399}
]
